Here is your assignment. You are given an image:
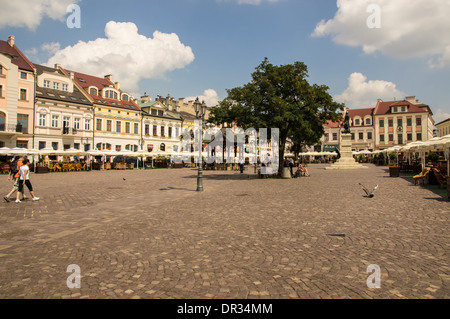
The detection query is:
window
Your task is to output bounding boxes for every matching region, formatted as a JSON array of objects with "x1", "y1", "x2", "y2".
[
  {"x1": 388, "y1": 119, "x2": 393, "y2": 127},
  {"x1": 122, "y1": 94, "x2": 129, "y2": 101},
  {"x1": 64, "y1": 144, "x2": 70, "y2": 151},
  {"x1": 324, "y1": 133, "x2": 329, "y2": 141},
  {"x1": 62, "y1": 84, "x2": 68, "y2": 91},
  {"x1": 355, "y1": 119, "x2": 360, "y2": 126},
  {"x1": 380, "y1": 134, "x2": 385, "y2": 142},
  {"x1": 359, "y1": 132, "x2": 364, "y2": 140},
  {"x1": 16, "y1": 141, "x2": 28, "y2": 148},
  {"x1": 168, "y1": 127, "x2": 172, "y2": 138},
  {"x1": 96, "y1": 119, "x2": 102, "y2": 131},
  {"x1": 116, "y1": 121, "x2": 121, "y2": 133},
  {"x1": 407, "y1": 133, "x2": 412, "y2": 141},
  {"x1": 416, "y1": 117, "x2": 422, "y2": 126},
  {"x1": 145, "y1": 124, "x2": 150, "y2": 135},
  {"x1": 332, "y1": 133, "x2": 337, "y2": 141},
  {"x1": 63, "y1": 116, "x2": 70, "y2": 134},
  {"x1": 351, "y1": 133, "x2": 355, "y2": 140},
  {"x1": 401, "y1": 106, "x2": 406, "y2": 112},
  {"x1": 398, "y1": 134, "x2": 403, "y2": 144},
  {"x1": 397, "y1": 118, "x2": 403, "y2": 127},
  {"x1": 0, "y1": 65, "x2": 2, "y2": 74},
  {"x1": 85, "y1": 119, "x2": 91, "y2": 131},
  {"x1": 0, "y1": 85, "x2": 3, "y2": 97},
  {"x1": 367, "y1": 132, "x2": 372, "y2": 140},
  {"x1": 84, "y1": 144, "x2": 91, "y2": 152},
  {"x1": 158, "y1": 110, "x2": 164, "y2": 116},
  {"x1": 389, "y1": 134, "x2": 394, "y2": 142},
  {"x1": 19, "y1": 88, "x2": 27, "y2": 100},
  {"x1": 38, "y1": 141, "x2": 46, "y2": 150},
  {"x1": 20, "y1": 72, "x2": 27, "y2": 79},
  {"x1": 106, "y1": 120, "x2": 112, "y2": 132},
  {"x1": 151, "y1": 109, "x2": 157, "y2": 116},
  {"x1": 90, "y1": 88, "x2": 98, "y2": 95},
  {"x1": 16, "y1": 114, "x2": 27, "y2": 133},
  {"x1": 161, "y1": 126, "x2": 165, "y2": 137},
  {"x1": 365, "y1": 118, "x2": 371, "y2": 125},
  {"x1": 52, "y1": 142, "x2": 58, "y2": 150},
  {"x1": 417, "y1": 133, "x2": 422, "y2": 141},
  {"x1": 53, "y1": 82, "x2": 59, "y2": 90},
  {"x1": 116, "y1": 145, "x2": 121, "y2": 152},
  {"x1": 114, "y1": 92, "x2": 118, "y2": 99},
  {"x1": 44, "y1": 80, "x2": 50, "y2": 88},
  {"x1": 74, "y1": 143, "x2": 80, "y2": 150},
  {"x1": 125, "y1": 122, "x2": 130, "y2": 133},
  {"x1": 407, "y1": 118, "x2": 412, "y2": 127},
  {"x1": 379, "y1": 119, "x2": 384, "y2": 127},
  {"x1": 153, "y1": 125, "x2": 158, "y2": 136},
  {"x1": 0, "y1": 112, "x2": 5, "y2": 131},
  {"x1": 74, "y1": 118, "x2": 80, "y2": 130},
  {"x1": 39, "y1": 114, "x2": 46, "y2": 126},
  {"x1": 51, "y1": 115, "x2": 59, "y2": 128},
  {"x1": 134, "y1": 123, "x2": 139, "y2": 135}
]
